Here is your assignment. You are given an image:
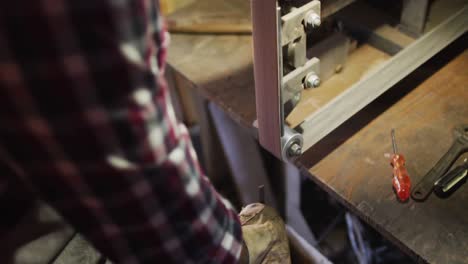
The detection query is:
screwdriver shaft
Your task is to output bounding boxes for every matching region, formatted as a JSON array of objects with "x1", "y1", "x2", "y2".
[
  {"x1": 390, "y1": 129, "x2": 411, "y2": 202},
  {"x1": 391, "y1": 129, "x2": 398, "y2": 154}
]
